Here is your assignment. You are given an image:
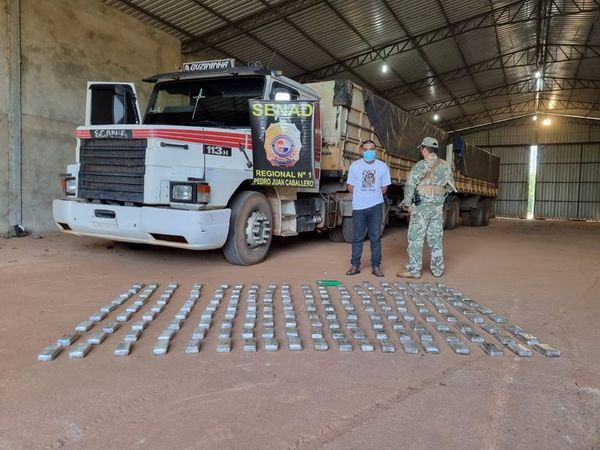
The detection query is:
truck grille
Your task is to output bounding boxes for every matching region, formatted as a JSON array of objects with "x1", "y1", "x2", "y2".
[{"x1": 78, "y1": 138, "x2": 147, "y2": 203}]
